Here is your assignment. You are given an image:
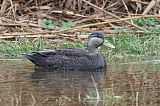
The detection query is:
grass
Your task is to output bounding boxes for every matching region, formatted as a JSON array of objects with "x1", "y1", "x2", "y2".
[
  {"x1": 0, "y1": 18, "x2": 159, "y2": 59},
  {"x1": 62, "y1": 33, "x2": 160, "y2": 61},
  {"x1": 41, "y1": 19, "x2": 76, "y2": 30},
  {"x1": 0, "y1": 38, "x2": 45, "y2": 58},
  {"x1": 106, "y1": 33, "x2": 160, "y2": 57},
  {"x1": 0, "y1": 32, "x2": 159, "y2": 60}
]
